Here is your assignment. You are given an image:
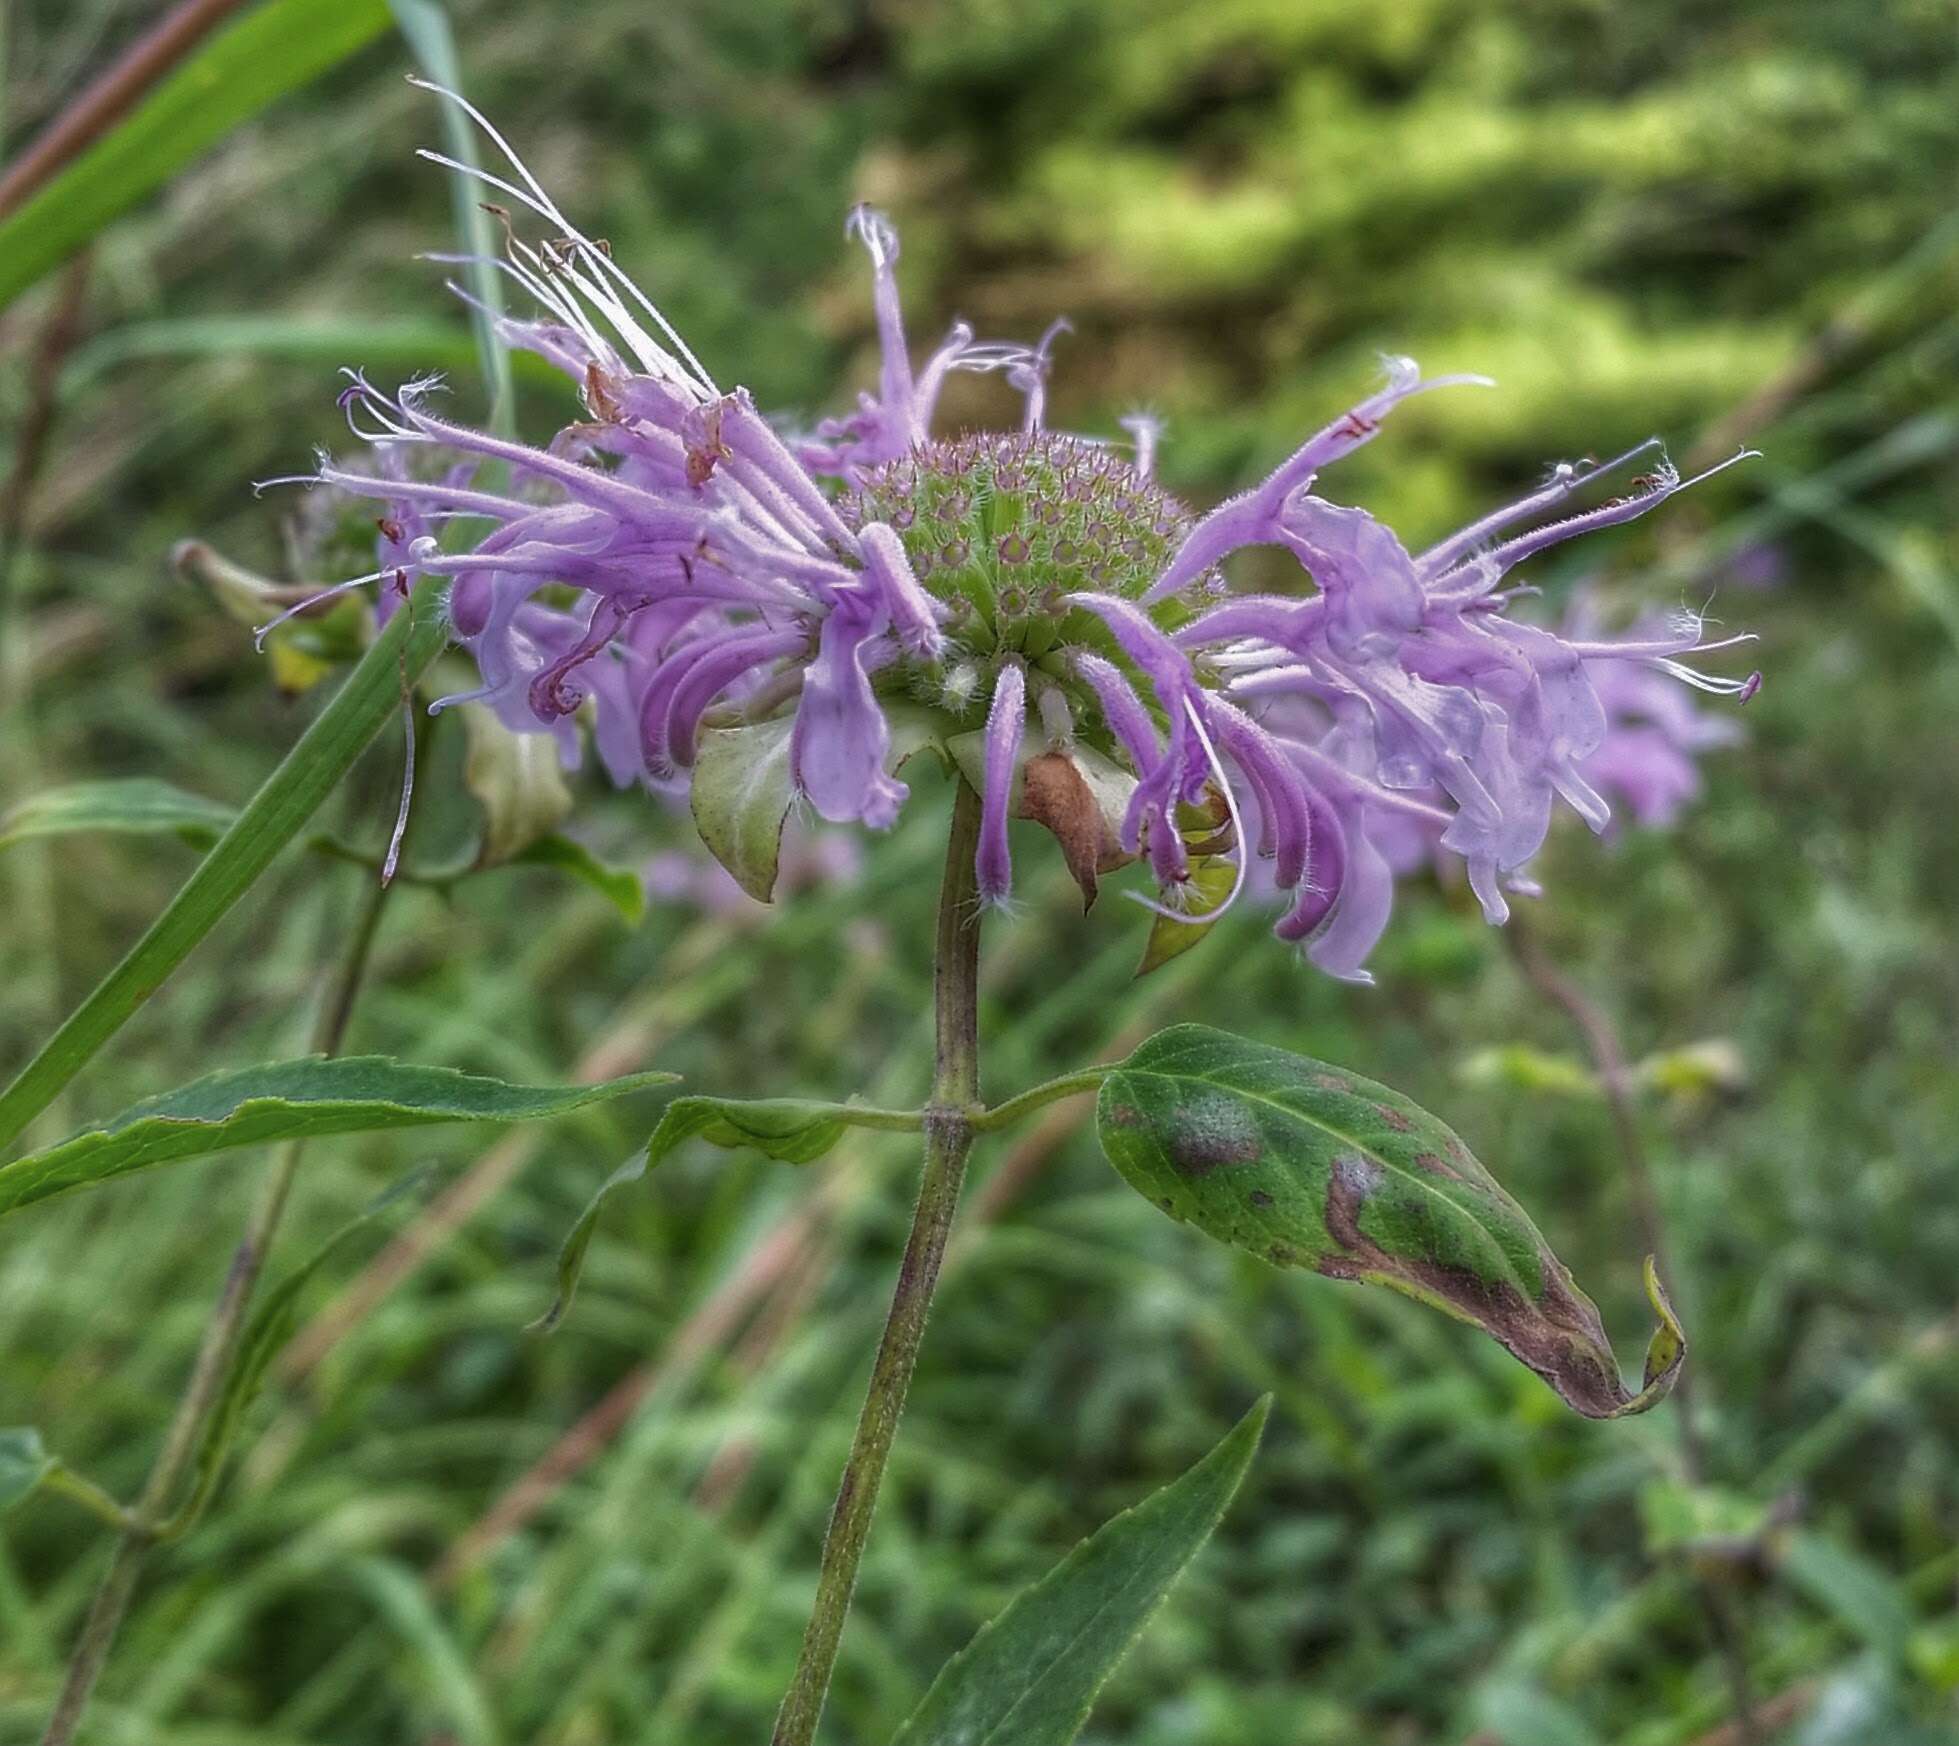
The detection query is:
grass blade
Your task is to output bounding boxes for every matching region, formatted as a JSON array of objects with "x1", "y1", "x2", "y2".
[
  {"x1": 0, "y1": 576, "x2": 449, "y2": 1151},
  {"x1": 385, "y1": 0, "x2": 514, "y2": 430},
  {"x1": 892, "y1": 1398, "x2": 1270, "y2": 1746},
  {"x1": 0, "y1": 0, "x2": 393, "y2": 311}
]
